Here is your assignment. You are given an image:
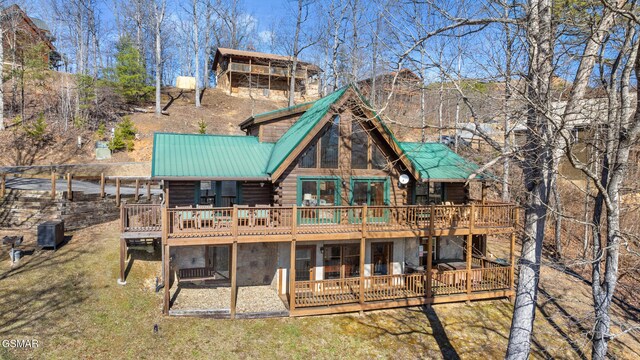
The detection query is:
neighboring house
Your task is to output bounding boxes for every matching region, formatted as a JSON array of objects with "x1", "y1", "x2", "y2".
[
  {"x1": 212, "y1": 48, "x2": 322, "y2": 101},
  {"x1": 1, "y1": 5, "x2": 62, "y2": 69},
  {"x1": 120, "y1": 85, "x2": 518, "y2": 318},
  {"x1": 358, "y1": 68, "x2": 423, "y2": 107}
]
